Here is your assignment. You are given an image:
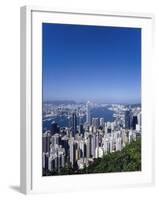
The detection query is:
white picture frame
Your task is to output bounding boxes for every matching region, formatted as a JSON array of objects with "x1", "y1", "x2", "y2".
[{"x1": 20, "y1": 5, "x2": 154, "y2": 194}]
